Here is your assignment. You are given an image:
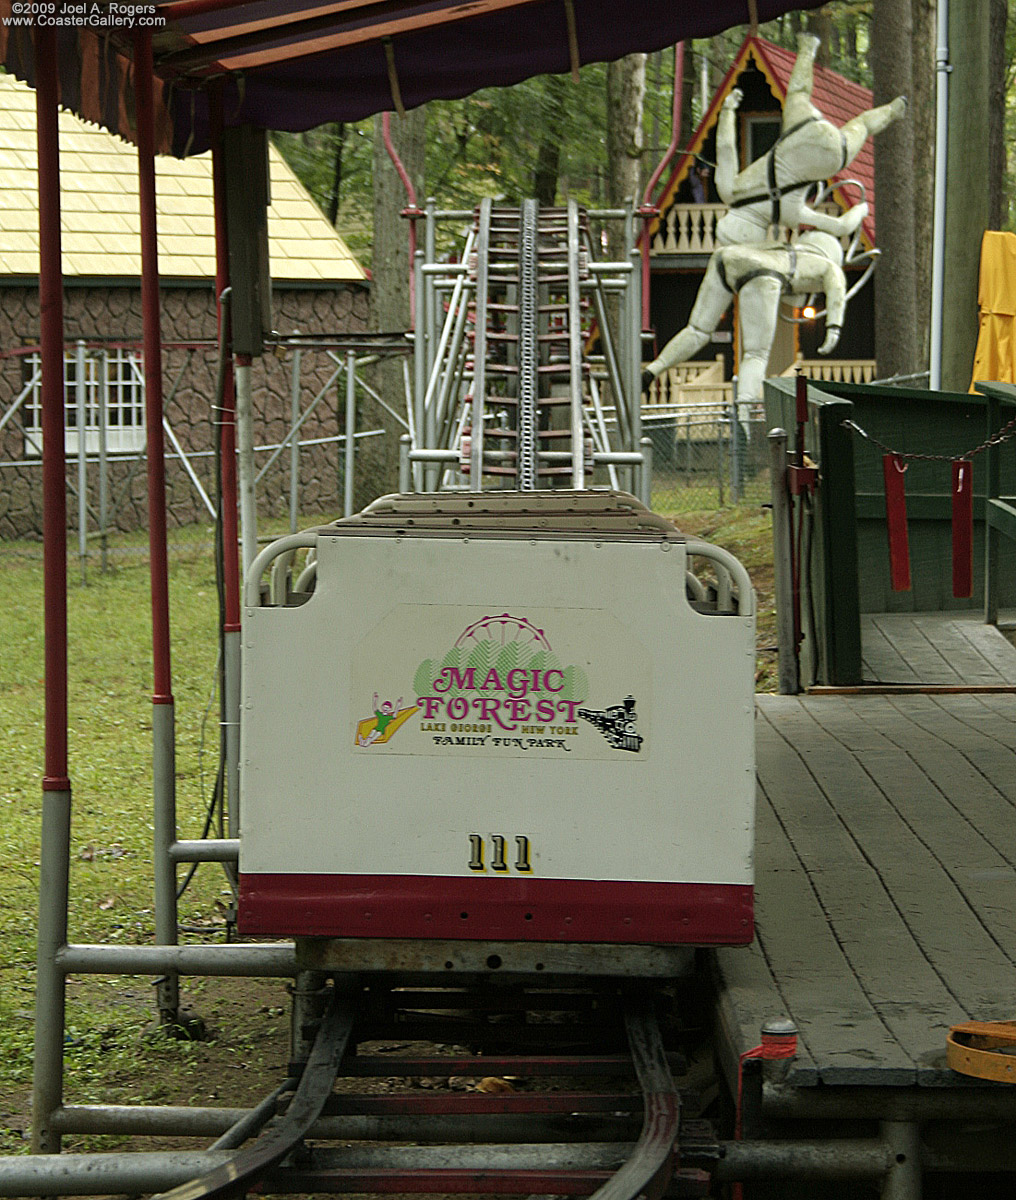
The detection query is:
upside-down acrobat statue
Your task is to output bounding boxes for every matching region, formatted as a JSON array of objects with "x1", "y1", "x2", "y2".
[{"x1": 642, "y1": 33, "x2": 907, "y2": 406}]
